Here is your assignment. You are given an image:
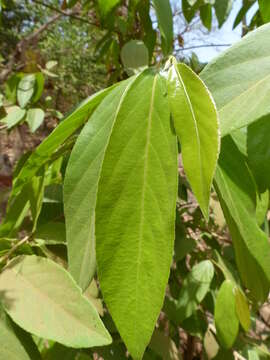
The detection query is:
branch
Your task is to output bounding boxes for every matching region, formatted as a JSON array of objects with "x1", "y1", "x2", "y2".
[
  {"x1": 31, "y1": 0, "x2": 98, "y2": 27},
  {"x1": 0, "y1": 236, "x2": 30, "y2": 265},
  {"x1": 176, "y1": 43, "x2": 231, "y2": 51},
  {"x1": 0, "y1": 13, "x2": 62, "y2": 83}
]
